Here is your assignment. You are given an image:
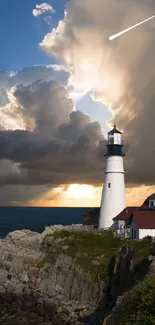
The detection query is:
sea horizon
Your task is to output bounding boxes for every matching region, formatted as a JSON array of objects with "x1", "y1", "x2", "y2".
[
  {"x1": 0, "y1": 206, "x2": 97, "y2": 239},
  {"x1": 0, "y1": 206, "x2": 98, "y2": 208}
]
